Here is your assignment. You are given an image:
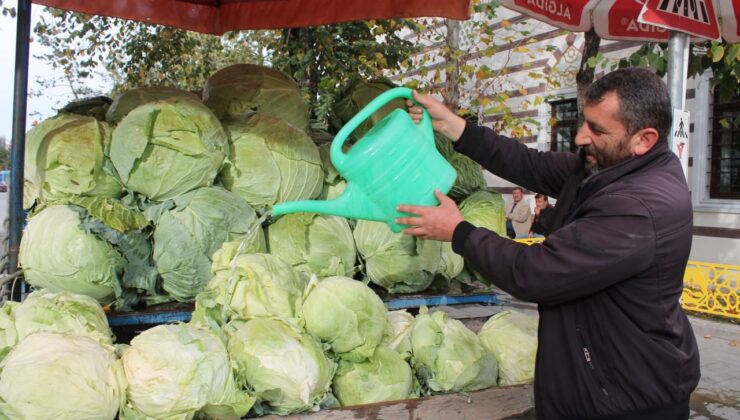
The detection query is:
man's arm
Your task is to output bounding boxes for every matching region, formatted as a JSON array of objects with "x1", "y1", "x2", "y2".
[
  {"x1": 452, "y1": 193, "x2": 656, "y2": 306},
  {"x1": 454, "y1": 123, "x2": 577, "y2": 200}
]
